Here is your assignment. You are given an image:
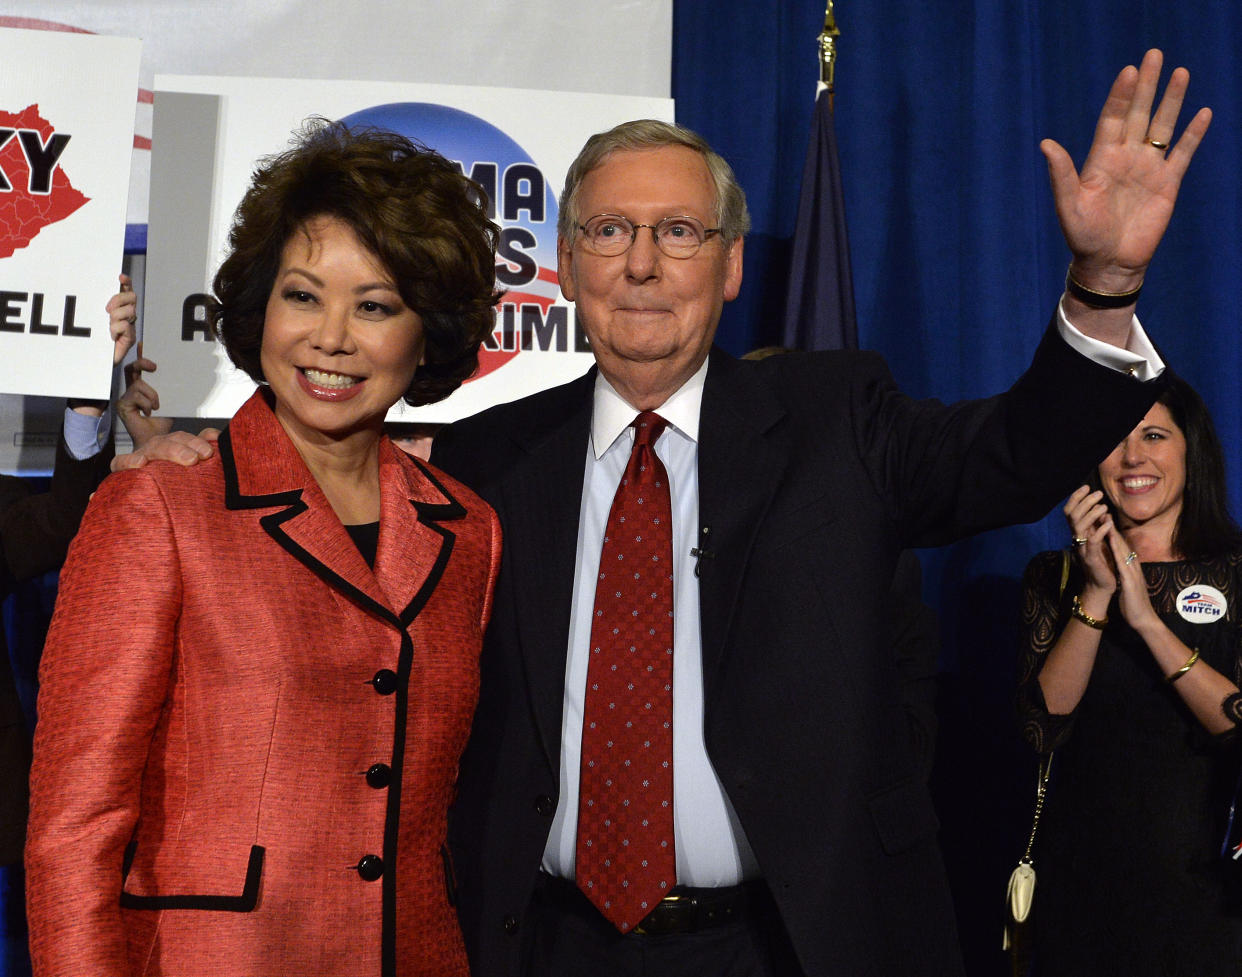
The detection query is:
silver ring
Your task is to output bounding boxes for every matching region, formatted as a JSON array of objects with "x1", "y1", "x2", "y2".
[
  {"x1": 1125, "y1": 551, "x2": 1138, "y2": 566},
  {"x1": 1071, "y1": 536, "x2": 1087, "y2": 547},
  {"x1": 1147, "y1": 138, "x2": 1169, "y2": 151}
]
